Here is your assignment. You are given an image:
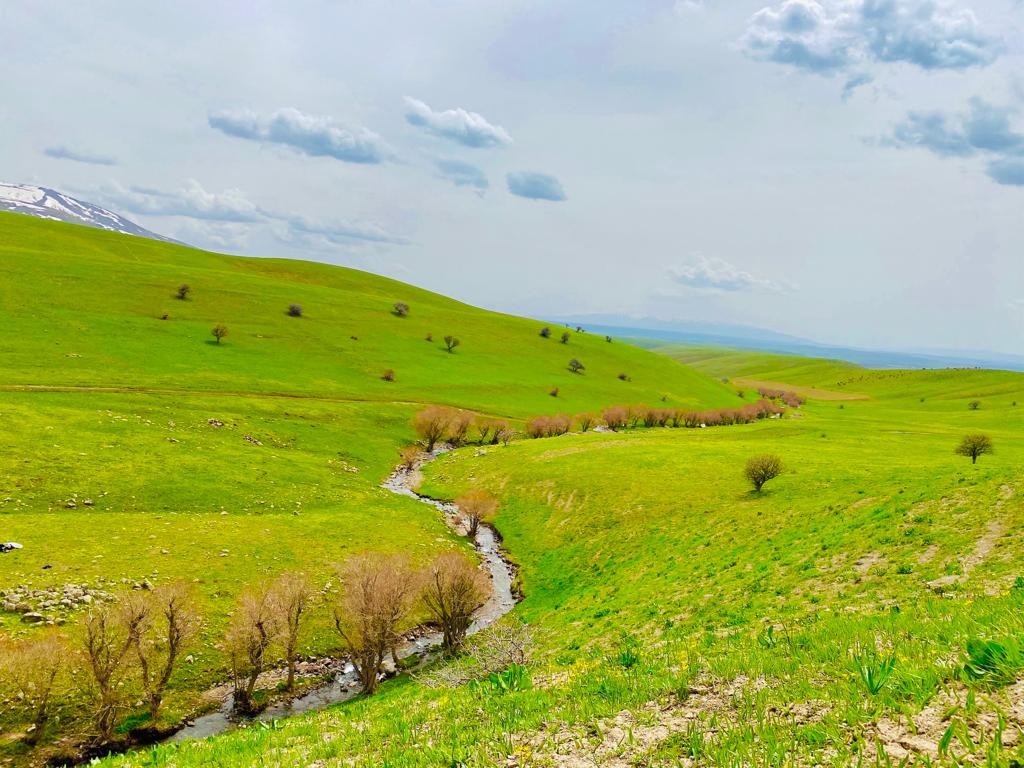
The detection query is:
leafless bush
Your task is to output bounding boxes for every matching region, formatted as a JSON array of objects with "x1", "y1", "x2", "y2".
[
  {"x1": 420, "y1": 619, "x2": 534, "y2": 688},
  {"x1": 129, "y1": 582, "x2": 199, "y2": 722},
  {"x1": 269, "y1": 572, "x2": 312, "y2": 691},
  {"x1": 0, "y1": 632, "x2": 67, "y2": 745},
  {"x1": 421, "y1": 553, "x2": 489, "y2": 654},
  {"x1": 576, "y1": 413, "x2": 595, "y2": 432},
  {"x1": 448, "y1": 410, "x2": 473, "y2": 447},
  {"x1": 225, "y1": 585, "x2": 280, "y2": 714},
  {"x1": 333, "y1": 553, "x2": 416, "y2": 694},
  {"x1": 399, "y1": 445, "x2": 421, "y2": 470},
  {"x1": 602, "y1": 405, "x2": 629, "y2": 431},
  {"x1": 456, "y1": 489, "x2": 498, "y2": 538},
  {"x1": 413, "y1": 406, "x2": 452, "y2": 452},
  {"x1": 80, "y1": 597, "x2": 143, "y2": 741}
]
